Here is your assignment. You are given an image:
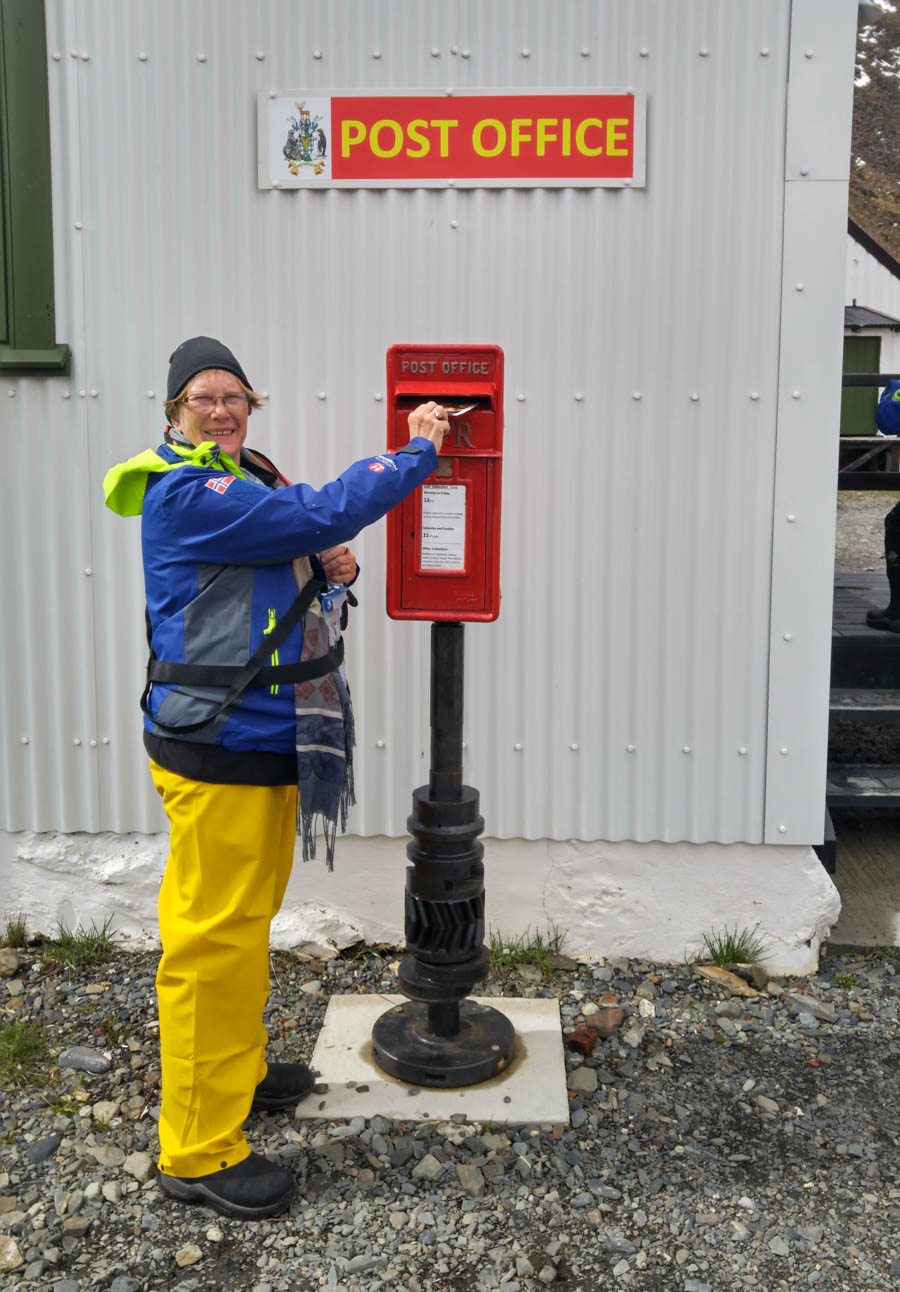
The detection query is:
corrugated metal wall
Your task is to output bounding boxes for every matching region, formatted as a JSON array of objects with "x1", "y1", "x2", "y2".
[{"x1": 1, "y1": 0, "x2": 855, "y2": 844}]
